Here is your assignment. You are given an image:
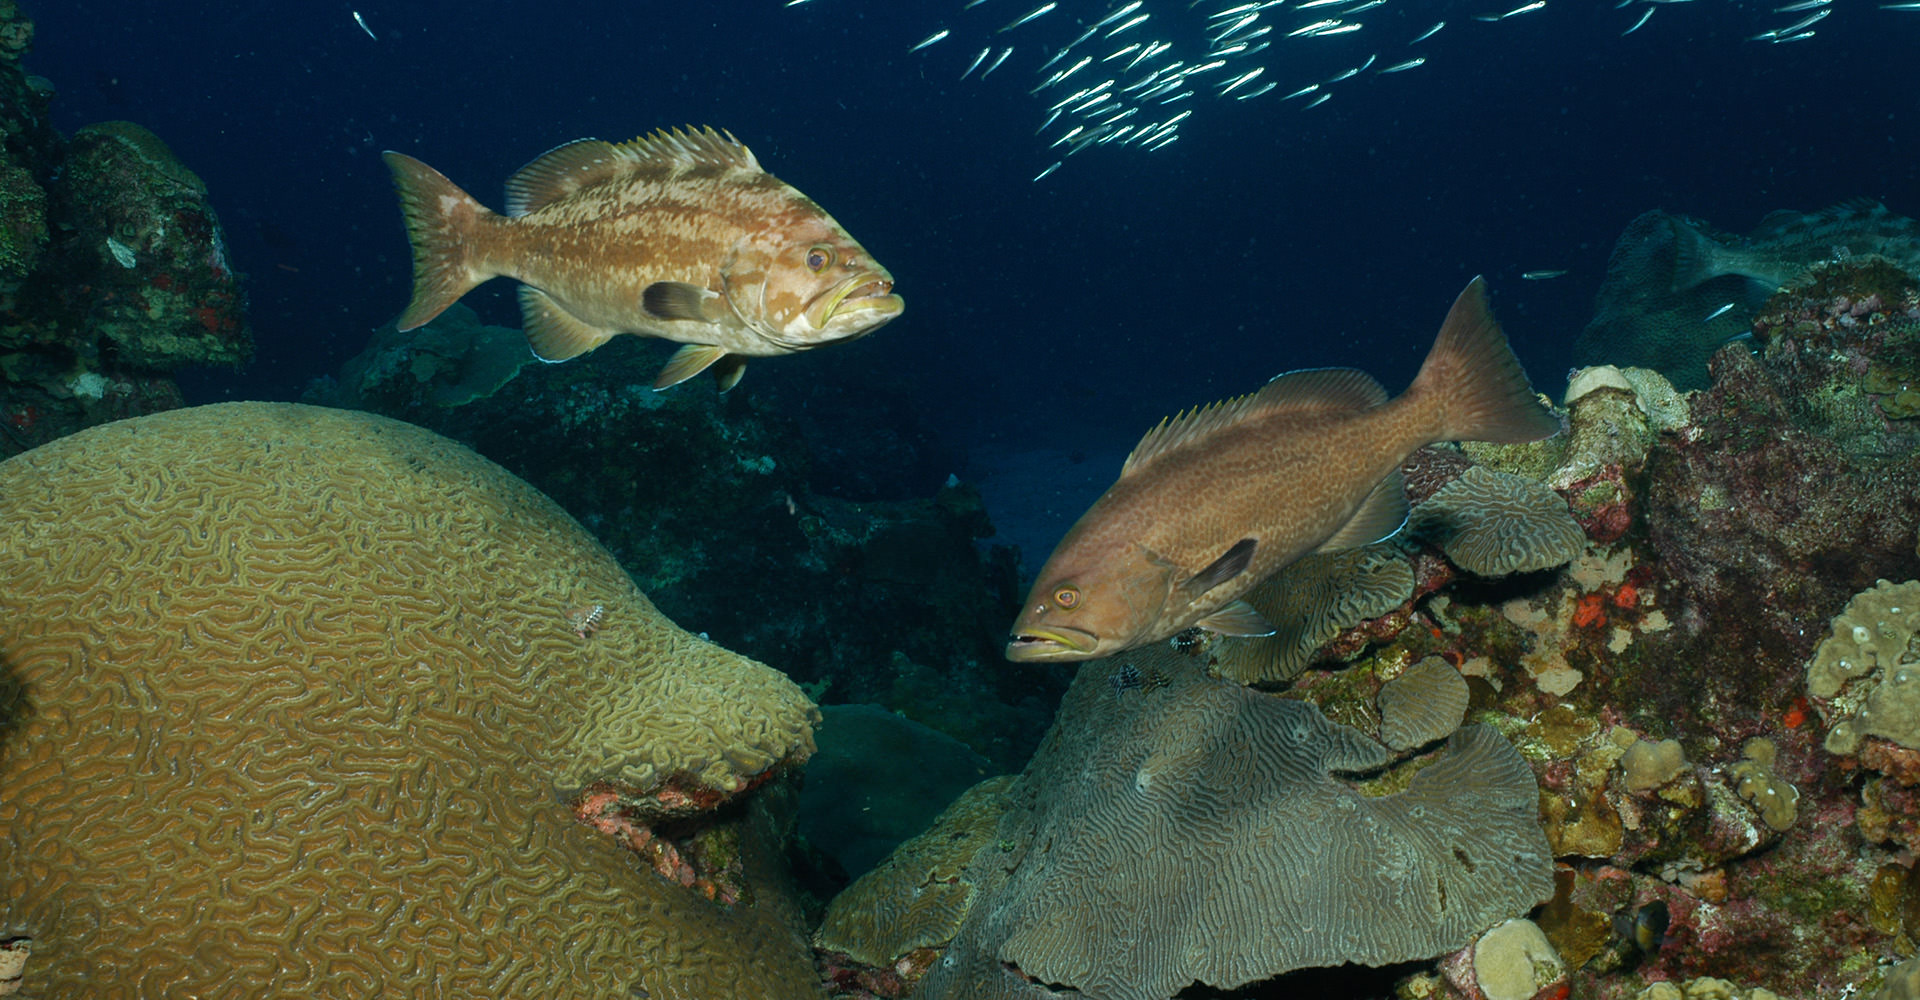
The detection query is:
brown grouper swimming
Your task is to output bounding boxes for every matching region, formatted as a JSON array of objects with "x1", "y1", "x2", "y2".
[
  {"x1": 1007, "y1": 276, "x2": 1562, "y2": 663},
  {"x1": 383, "y1": 126, "x2": 903, "y2": 391}
]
